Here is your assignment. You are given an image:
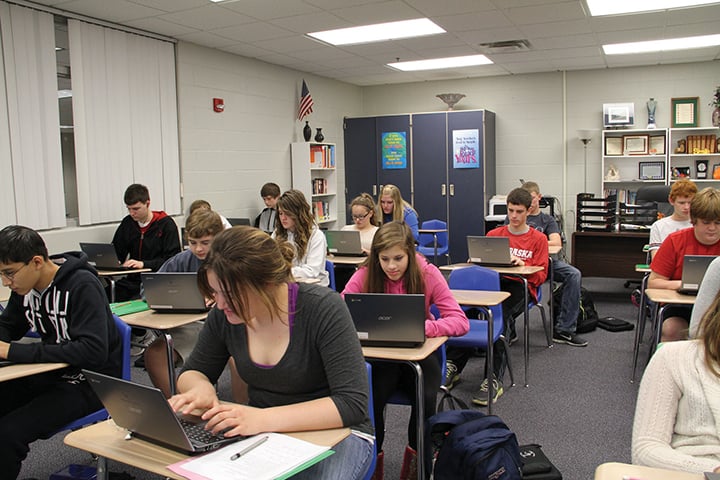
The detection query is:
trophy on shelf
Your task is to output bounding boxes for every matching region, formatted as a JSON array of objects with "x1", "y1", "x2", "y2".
[{"x1": 646, "y1": 98, "x2": 657, "y2": 129}]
